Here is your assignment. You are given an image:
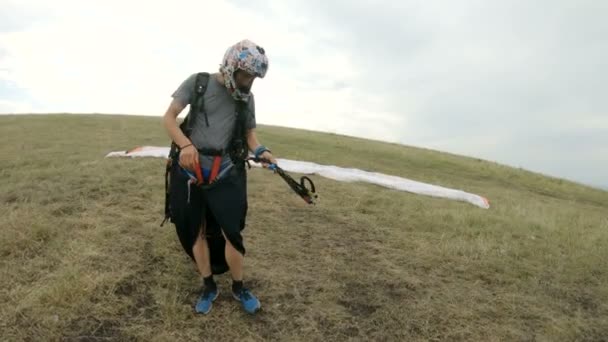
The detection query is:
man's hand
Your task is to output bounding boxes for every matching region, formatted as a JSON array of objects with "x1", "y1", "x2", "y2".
[
  {"x1": 260, "y1": 150, "x2": 277, "y2": 168},
  {"x1": 179, "y1": 144, "x2": 199, "y2": 172}
]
